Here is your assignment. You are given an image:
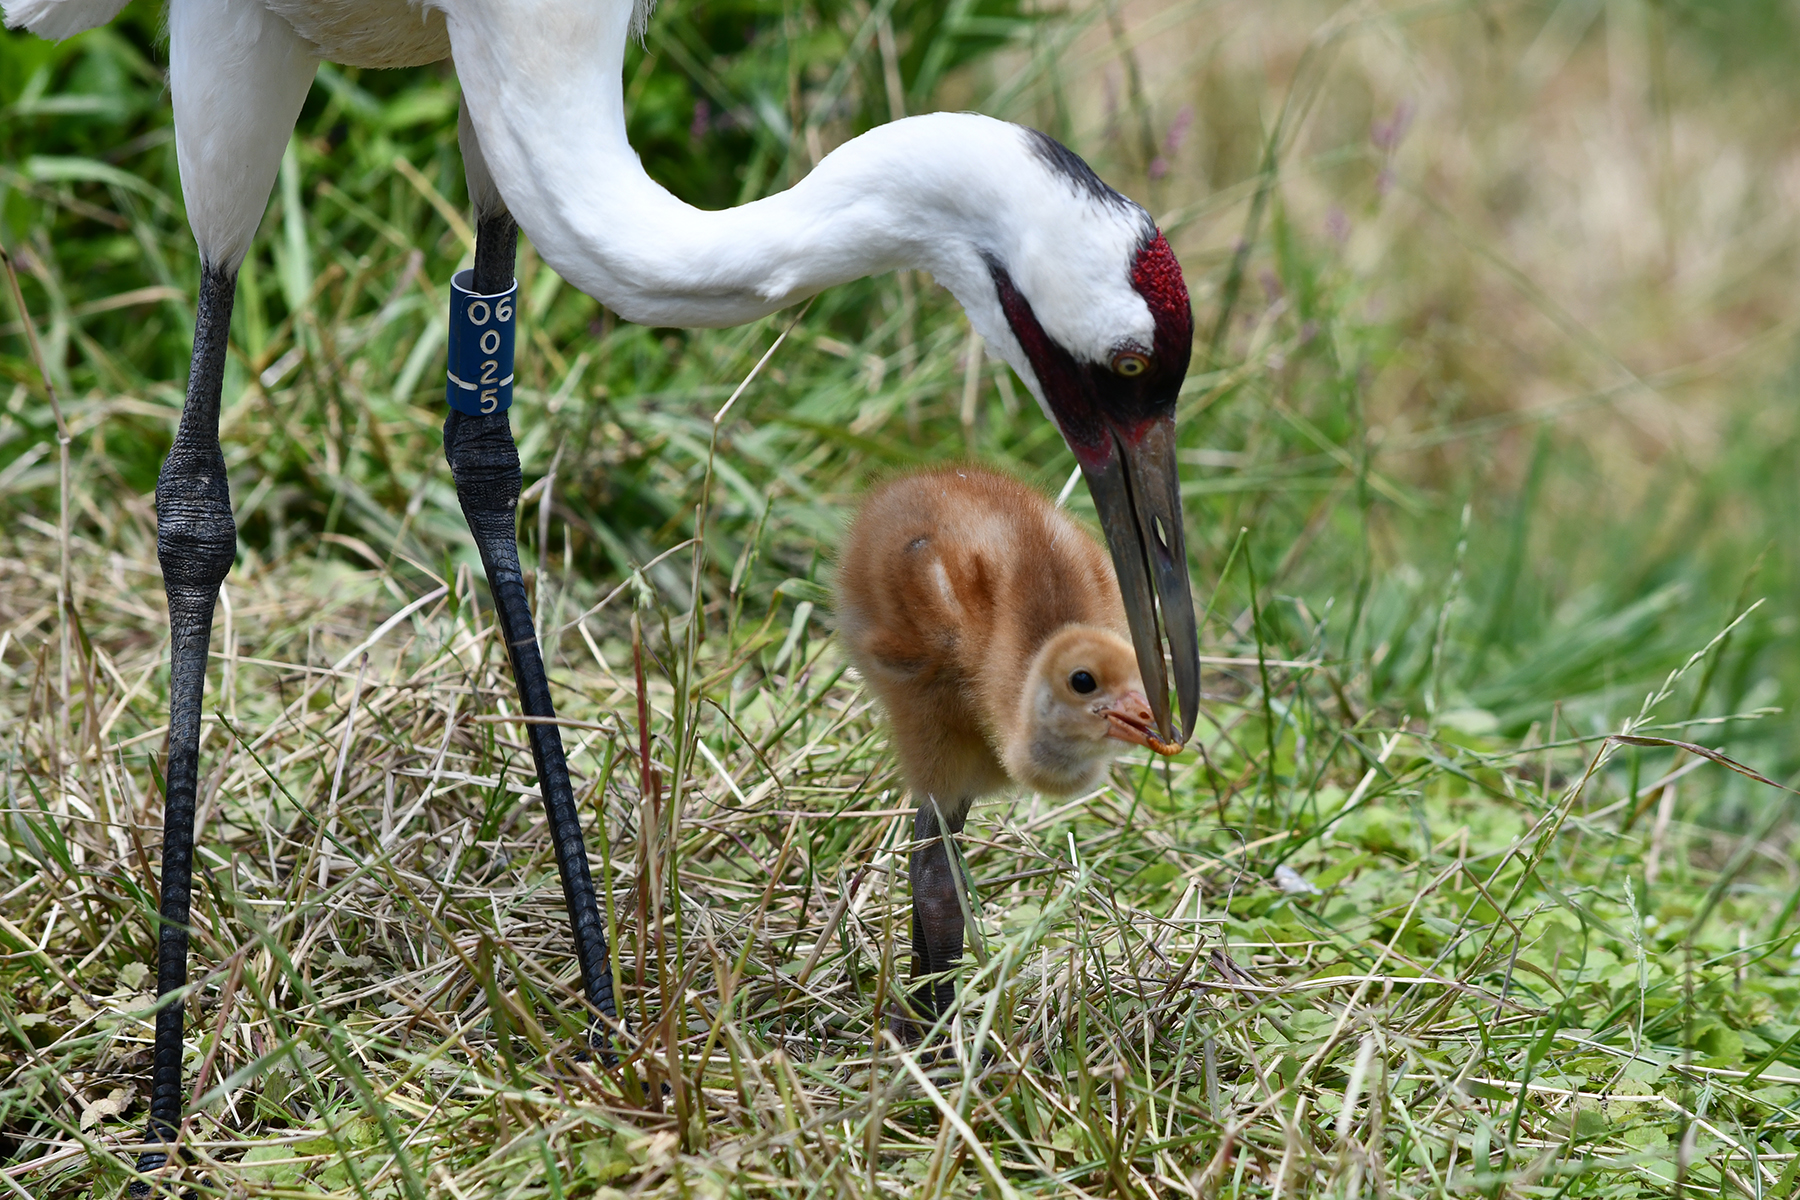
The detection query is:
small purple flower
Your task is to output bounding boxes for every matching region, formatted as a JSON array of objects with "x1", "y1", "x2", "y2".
[
  {"x1": 1371, "y1": 100, "x2": 1414, "y2": 153},
  {"x1": 690, "y1": 98, "x2": 711, "y2": 145},
  {"x1": 1325, "y1": 205, "x2": 1350, "y2": 244},
  {"x1": 1149, "y1": 157, "x2": 1168, "y2": 180},
  {"x1": 1163, "y1": 105, "x2": 1194, "y2": 157}
]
